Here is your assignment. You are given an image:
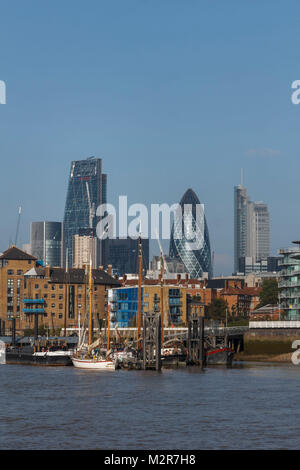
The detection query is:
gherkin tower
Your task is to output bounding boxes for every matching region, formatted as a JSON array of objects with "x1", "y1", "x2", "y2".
[{"x1": 169, "y1": 188, "x2": 212, "y2": 278}]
